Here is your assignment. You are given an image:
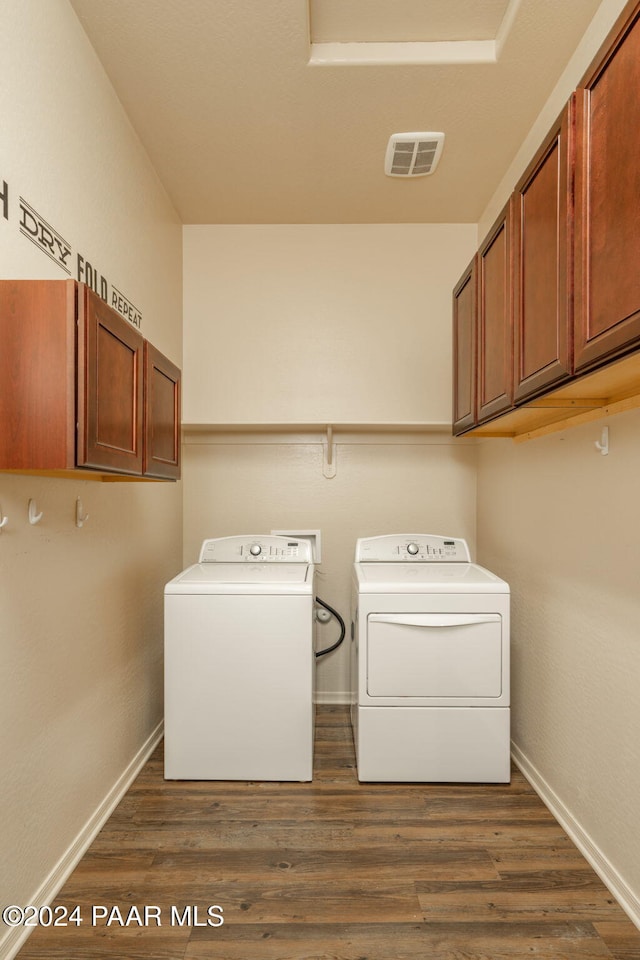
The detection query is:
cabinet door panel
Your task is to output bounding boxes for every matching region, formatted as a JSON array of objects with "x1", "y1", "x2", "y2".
[
  {"x1": 477, "y1": 204, "x2": 513, "y2": 423},
  {"x1": 513, "y1": 105, "x2": 572, "y2": 401},
  {"x1": 144, "y1": 342, "x2": 181, "y2": 479},
  {"x1": 0, "y1": 280, "x2": 76, "y2": 470},
  {"x1": 78, "y1": 288, "x2": 144, "y2": 474},
  {"x1": 574, "y1": 3, "x2": 640, "y2": 370},
  {"x1": 452, "y1": 260, "x2": 477, "y2": 435}
]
